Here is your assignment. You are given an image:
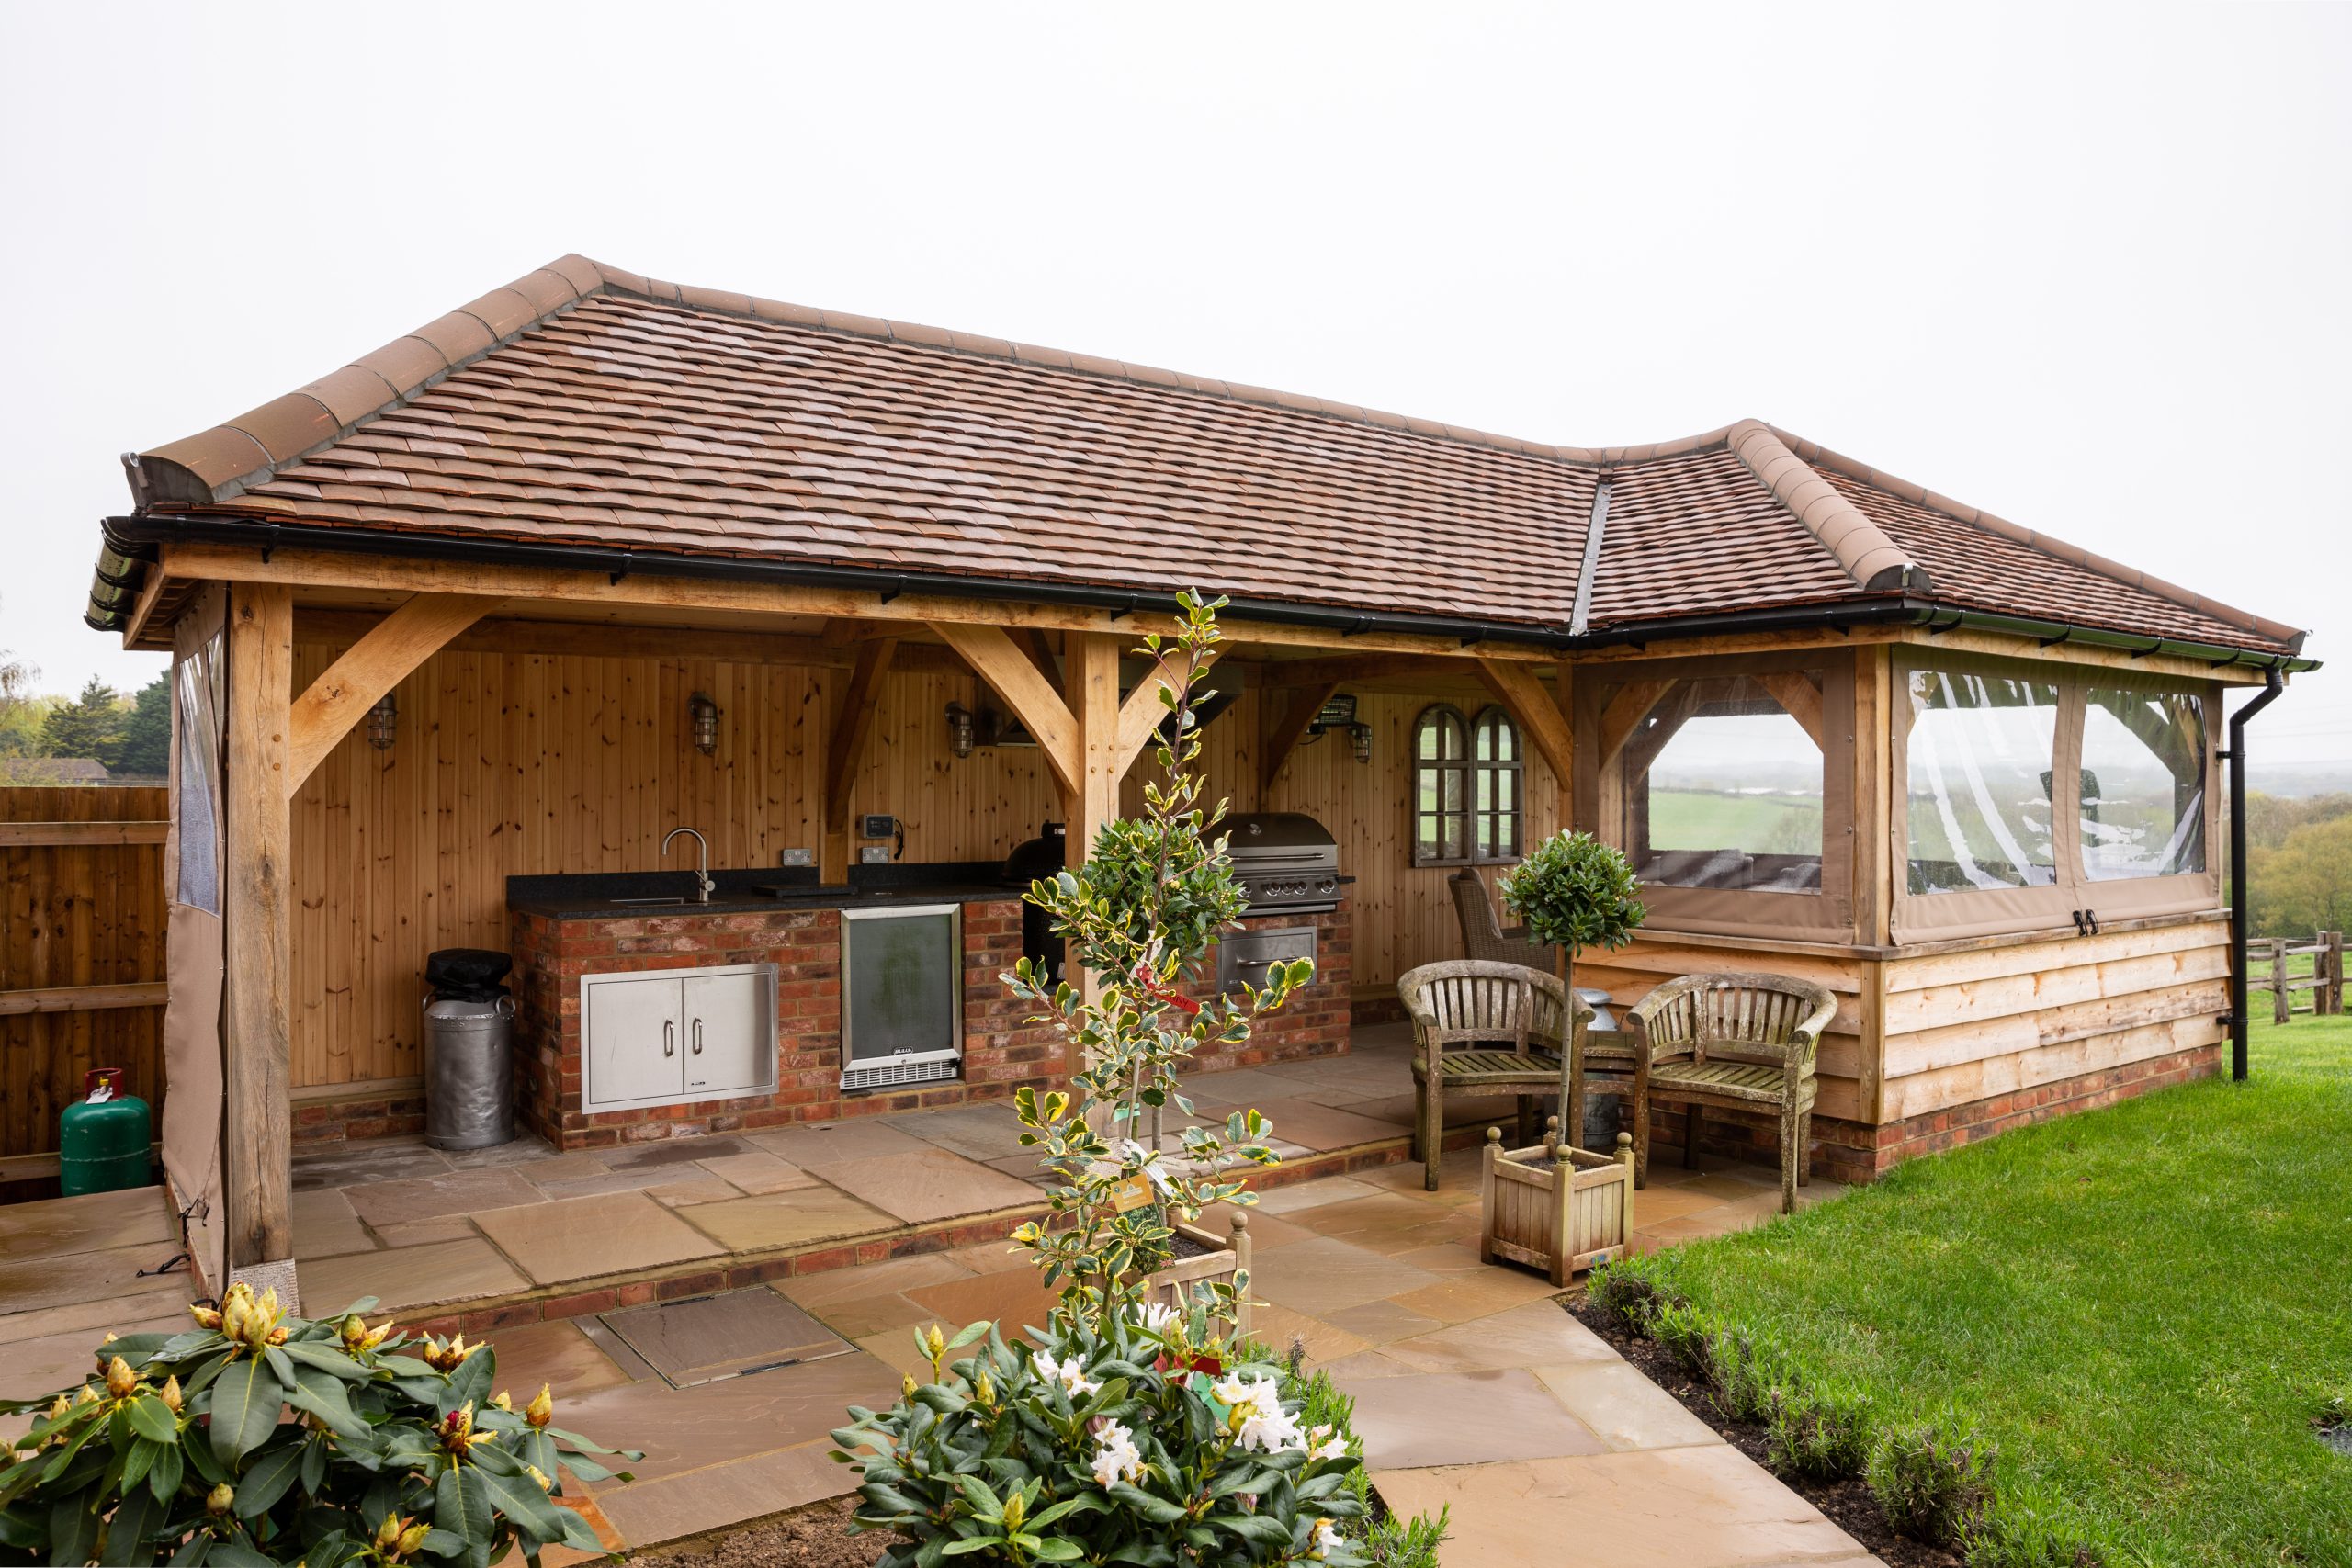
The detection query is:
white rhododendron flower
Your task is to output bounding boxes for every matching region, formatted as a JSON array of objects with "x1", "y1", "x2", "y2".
[
  {"x1": 1313, "y1": 1518, "x2": 1349, "y2": 1557},
  {"x1": 1306, "y1": 1423, "x2": 1353, "y2": 1461},
  {"x1": 1031, "y1": 1350, "x2": 1100, "y2": 1399},
  {"x1": 1212, "y1": 1372, "x2": 1306, "y2": 1452},
  {"x1": 1090, "y1": 1419, "x2": 1146, "y2": 1488},
  {"x1": 1133, "y1": 1300, "x2": 1180, "y2": 1335}
]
